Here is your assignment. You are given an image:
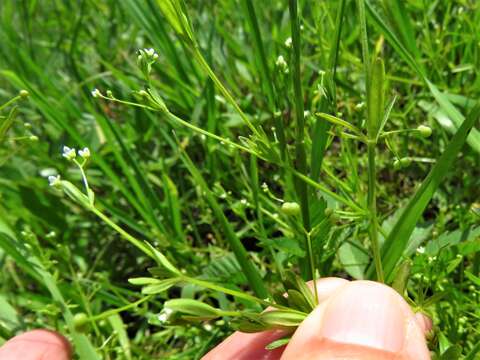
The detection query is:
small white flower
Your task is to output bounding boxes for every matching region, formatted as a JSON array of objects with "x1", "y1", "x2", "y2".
[
  {"x1": 91, "y1": 88, "x2": 101, "y2": 98},
  {"x1": 240, "y1": 198, "x2": 248, "y2": 205},
  {"x1": 355, "y1": 102, "x2": 365, "y2": 110},
  {"x1": 143, "y1": 48, "x2": 158, "y2": 60},
  {"x1": 276, "y1": 55, "x2": 287, "y2": 68},
  {"x1": 158, "y1": 313, "x2": 168, "y2": 323},
  {"x1": 416, "y1": 246, "x2": 425, "y2": 254},
  {"x1": 284, "y1": 37, "x2": 292, "y2": 48},
  {"x1": 78, "y1": 147, "x2": 91, "y2": 159},
  {"x1": 48, "y1": 175, "x2": 61, "y2": 187},
  {"x1": 62, "y1": 146, "x2": 76, "y2": 160}
]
